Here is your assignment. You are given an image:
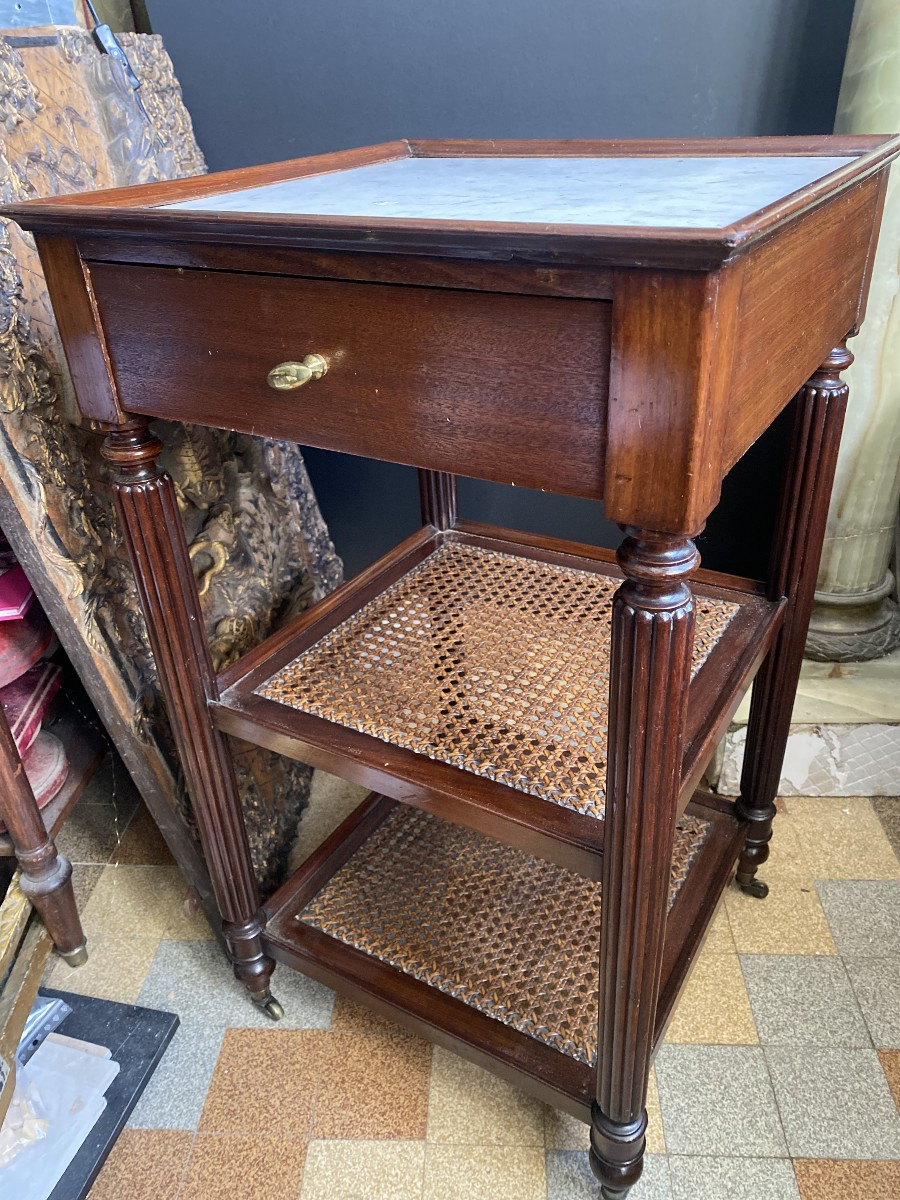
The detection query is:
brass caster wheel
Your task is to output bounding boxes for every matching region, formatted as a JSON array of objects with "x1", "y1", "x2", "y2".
[
  {"x1": 251, "y1": 990, "x2": 284, "y2": 1021},
  {"x1": 736, "y1": 874, "x2": 769, "y2": 899},
  {"x1": 57, "y1": 943, "x2": 88, "y2": 968}
]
